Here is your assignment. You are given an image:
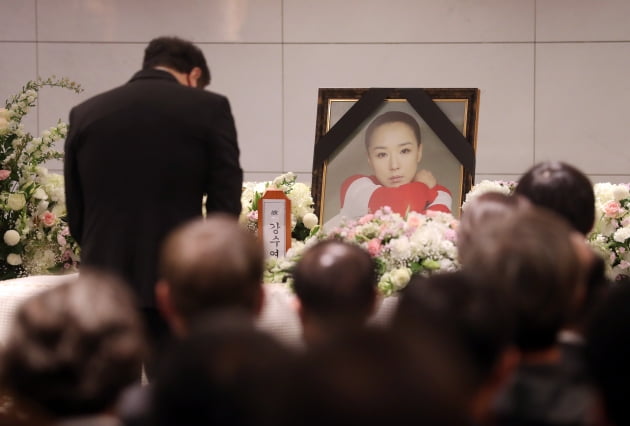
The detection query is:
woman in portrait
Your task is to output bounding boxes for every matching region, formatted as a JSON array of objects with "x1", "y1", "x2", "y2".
[{"x1": 332, "y1": 111, "x2": 452, "y2": 225}]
